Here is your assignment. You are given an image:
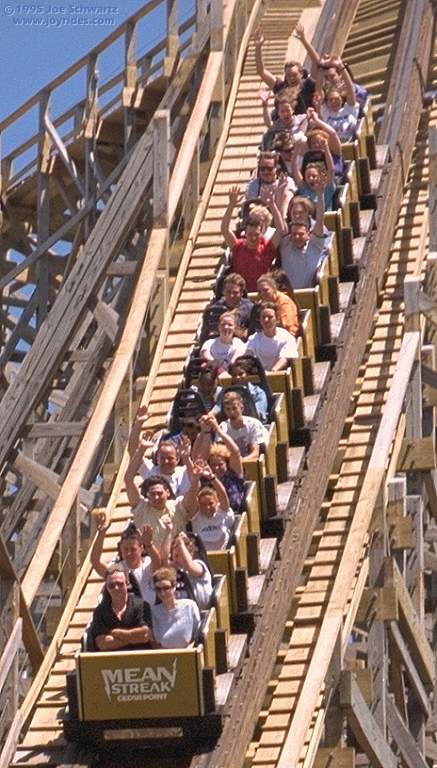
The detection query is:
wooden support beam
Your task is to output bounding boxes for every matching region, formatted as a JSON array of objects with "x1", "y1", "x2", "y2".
[
  {"x1": 340, "y1": 672, "x2": 397, "y2": 768},
  {"x1": 424, "y1": 472, "x2": 437, "y2": 521},
  {"x1": 164, "y1": 0, "x2": 179, "y2": 77},
  {"x1": 0, "y1": 711, "x2": 24, "y2": 768},
  {"x1": 84, "y1": 53, "x2": 99, "y2": 139},
  {"x1": 123, "y1": 21, "x2": 137, "y2": 151},
  {"x1": 0, "y1": 619, "x2": 22, "y2": 696},
  {"x1": 37, "y1": 91, "x2": 51, "y2": 328},
  {"x1": 387, "y1": 477, "x2": 411, "y2": 561},
  {"x1": 14, "y1": 451, "x2": 61, "y2": 501},
  {"x1": 210, "y1": 0, "x2": 224, "y2": 51},
  {"x1": 314, "y1": 747, "x2": 355, "y2": 768},
  {"x1": 153, "y1": 109, "x2": 170, "y2": 228},
  {"x1": 388, "y1": 622, "x2": 430, "y2": 718},
  {"x1": 44, "y1": 115, "x2": 85, "y2": 199},
  {"x1": 106, "y1": 260, "x2": 137, "y2": 277},
  {"x1": 13, "y1": 451, "x2": 94, "y2": 507},
  {"x1": 368, "y1": 493, "x2": 388, "y2": 730},
  {"x1": 0, "y1": 125, "x2": 154, "y2": 469},
  {"x1": 25, "y1": 422, "x2": 85, "y2": 439},
  {"x1": 0, "y1": 150, "x2": 129, "y2": 293},
  {"x1": 429, "y1": 128, "x2": 437, "y2": 251},
  {"x1": 405, "y1": 495, "x2": 425, "y2": 621},
  {"x1": 385, "y1": 694, "x2": 428, "y2": 768},
  {"x1": 93, "y1": 300, "x2": 120, "y2": 344},
  {"x1": 384, "y1": 558, "x2": 434, "y2": 687},
  {"x1": 397, "y1": 437, "x2": 436, "y2": 472},
  {"x1": 0, "y1": 534, "x2": 44, "y2": 671}
]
